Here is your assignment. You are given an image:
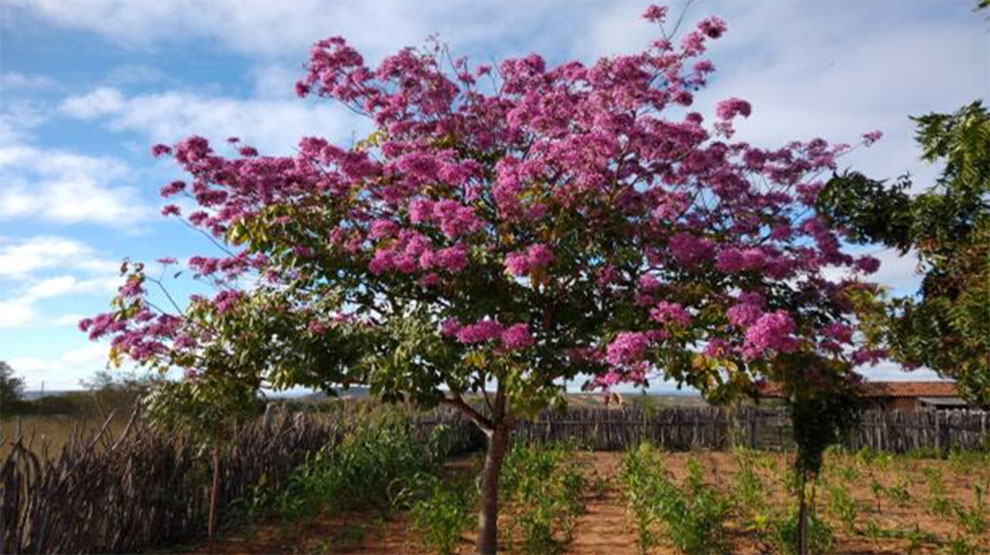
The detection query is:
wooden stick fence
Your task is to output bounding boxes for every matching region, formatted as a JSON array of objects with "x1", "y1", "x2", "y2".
[{"x1": 500, "y1": 406, "x2": 990, "y2": 453}]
